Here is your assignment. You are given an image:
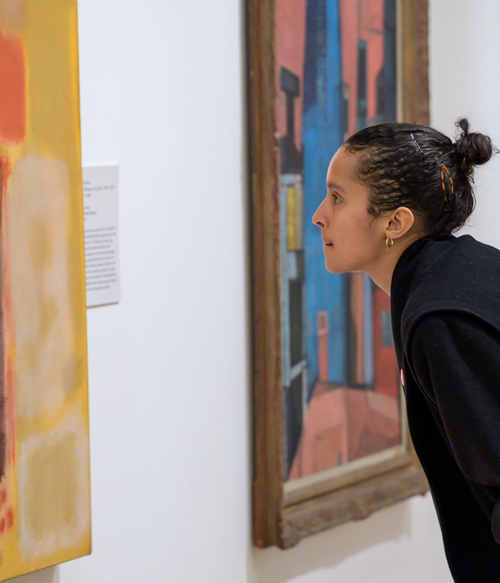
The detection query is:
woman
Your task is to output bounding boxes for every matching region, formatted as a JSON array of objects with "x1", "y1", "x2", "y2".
[{"x1": 312, "y1": 119, "x2": 500, "y2": 582}]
